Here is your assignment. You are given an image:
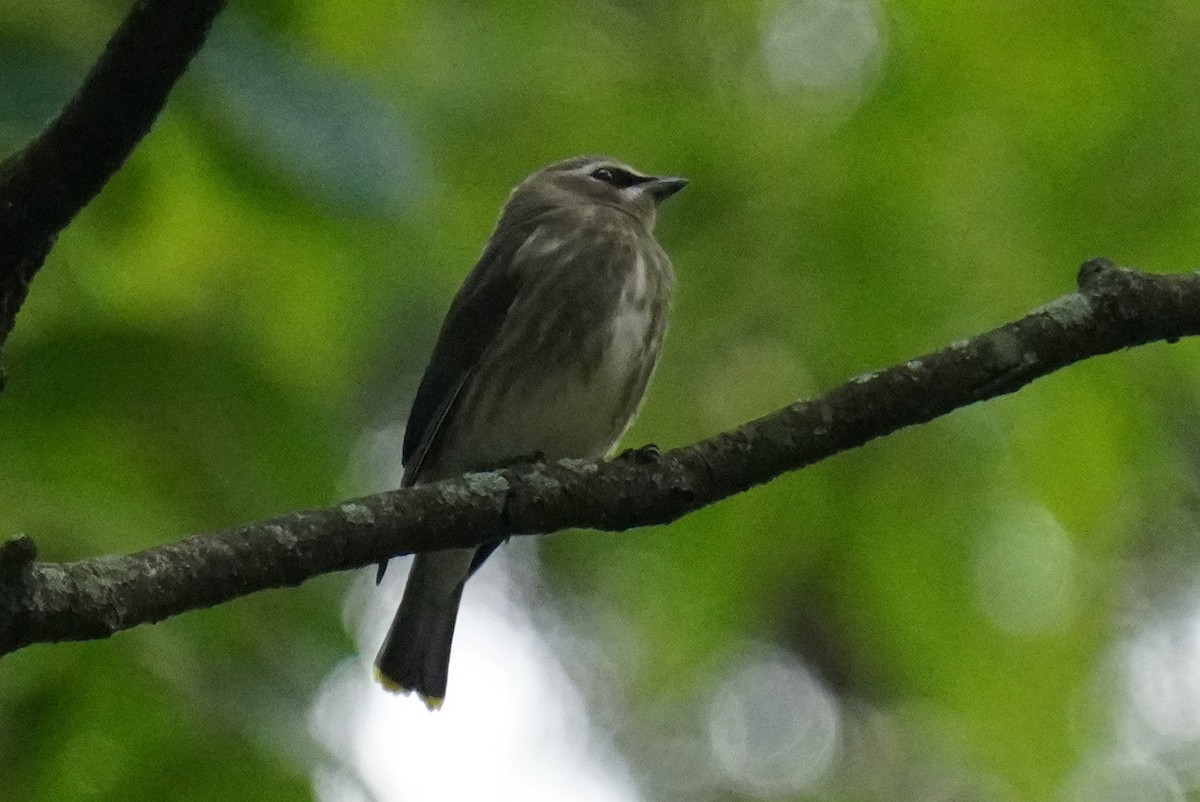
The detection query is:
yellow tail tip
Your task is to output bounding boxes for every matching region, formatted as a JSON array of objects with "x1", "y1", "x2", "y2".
[
  {"x1": 373, "y1": 666, "x2": 405, "y2": 694},
  {"x1": 373, "y1": 666, "x2": 445, "y2": 711}
]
